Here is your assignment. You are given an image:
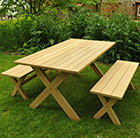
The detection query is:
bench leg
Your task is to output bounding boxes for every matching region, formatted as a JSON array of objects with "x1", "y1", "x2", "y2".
[
  {"x1": 10, "y1": 76, "x2": 29, "y2": 100},
  {"x1": 90, "y1": 62, "x2": 104, "y2": 78},
  {"x1": 94, "y1": 94, "x2": 121, "y2": 125}
]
